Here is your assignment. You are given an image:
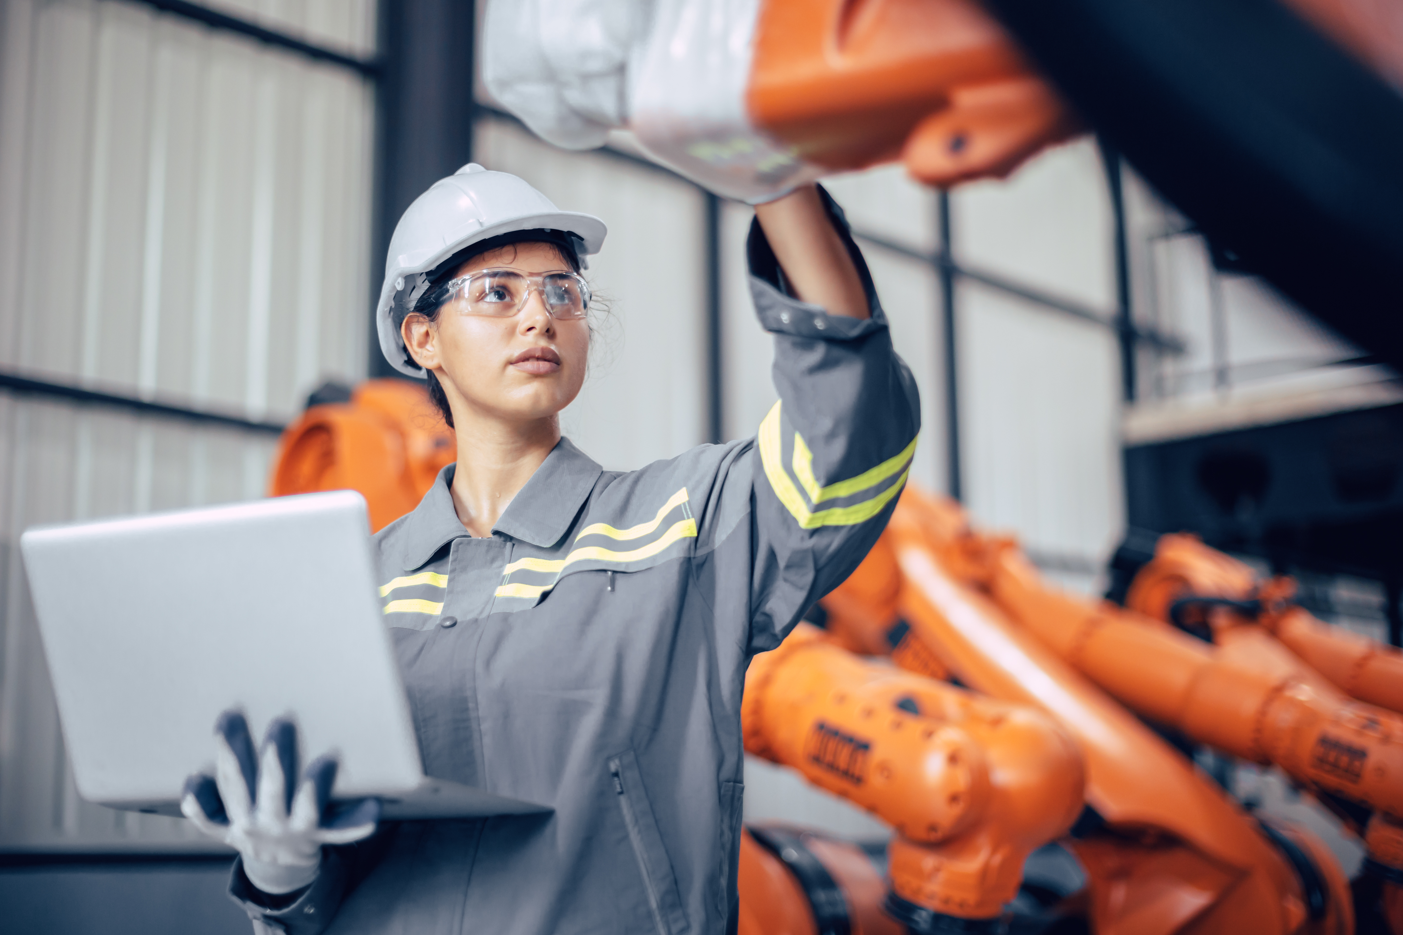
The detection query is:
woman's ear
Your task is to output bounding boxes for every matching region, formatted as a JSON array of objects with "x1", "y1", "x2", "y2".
[{"x1": 402, "y1": 313, "x2": 440, "y2": 371}]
